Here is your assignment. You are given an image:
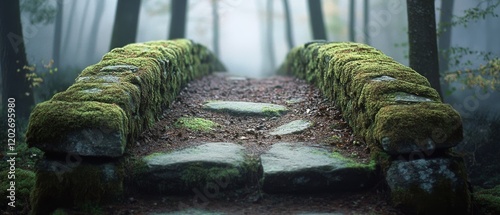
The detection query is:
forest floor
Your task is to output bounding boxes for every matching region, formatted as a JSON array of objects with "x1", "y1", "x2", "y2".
[{"x1": 57, "y1": 73, "x2": 403, "y2": 215}]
